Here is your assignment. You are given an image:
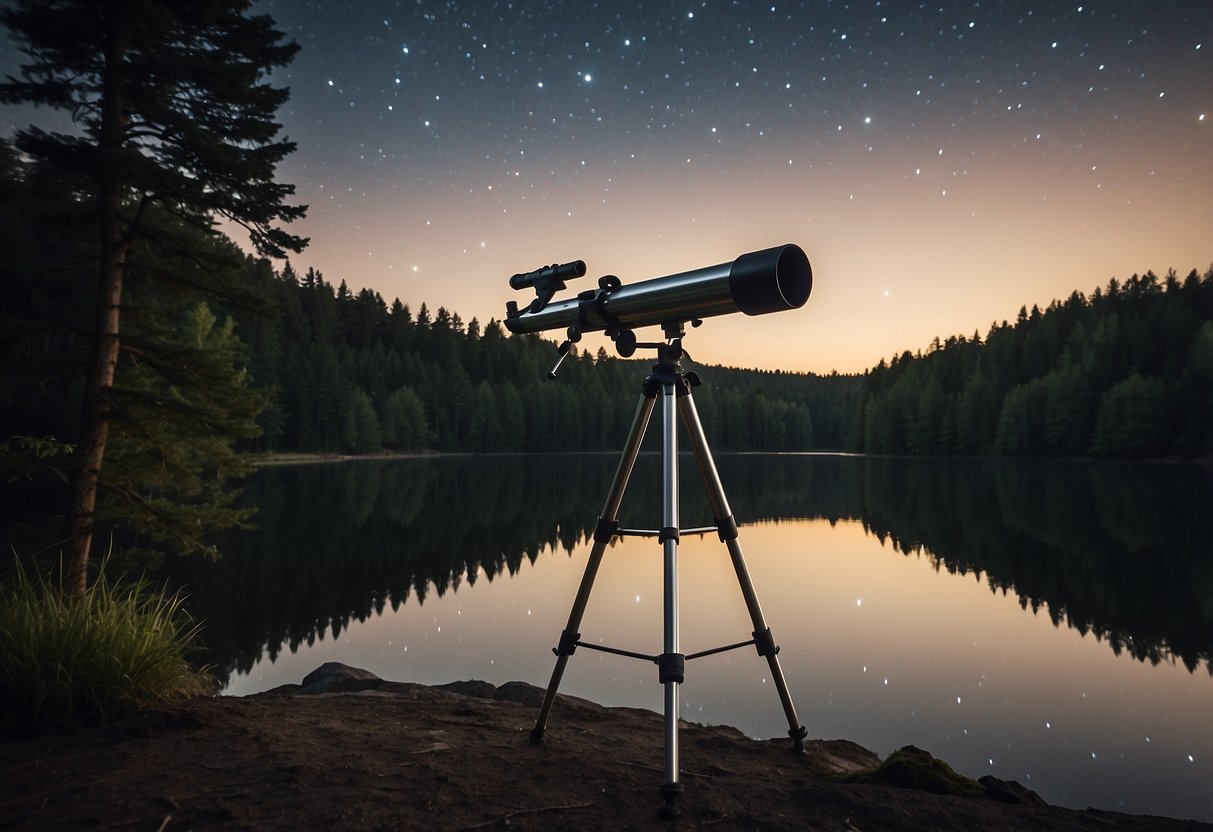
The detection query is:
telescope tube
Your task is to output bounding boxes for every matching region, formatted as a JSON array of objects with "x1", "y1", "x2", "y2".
[{"x1": 503, "y1": 244, "x2": 812, "y2": 335}]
